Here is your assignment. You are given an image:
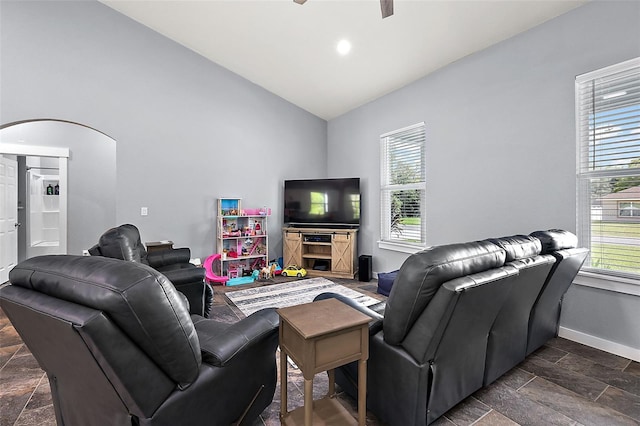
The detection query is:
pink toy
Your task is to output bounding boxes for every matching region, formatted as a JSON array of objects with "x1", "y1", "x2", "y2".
[
  {"x1": 228, "y1": 267, "x2": 240, "y2": 279},
  {"x1": 203, "y1": 254, "x2": 229, "y2": 285}
]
